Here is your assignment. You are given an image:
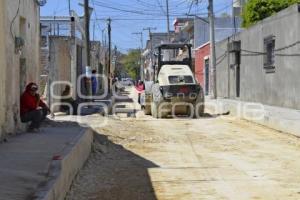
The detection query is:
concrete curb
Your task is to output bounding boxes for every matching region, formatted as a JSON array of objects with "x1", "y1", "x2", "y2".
[
  {"x1": 34, "y1": 128, "x2": 94, "y2": 200},
  {"x1": 207, "y1": 98, "x2": 300, "y2": 137}
]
